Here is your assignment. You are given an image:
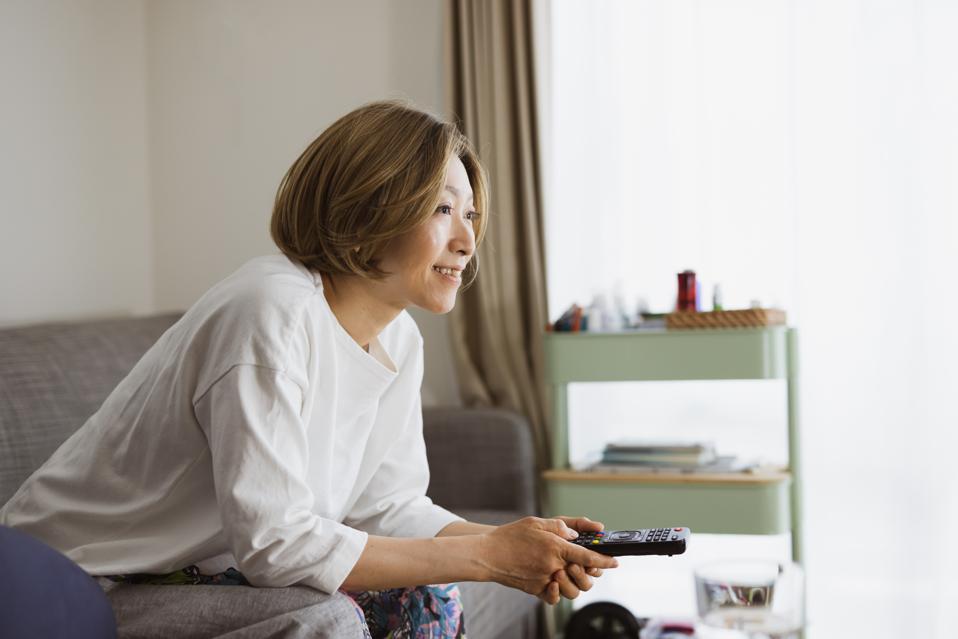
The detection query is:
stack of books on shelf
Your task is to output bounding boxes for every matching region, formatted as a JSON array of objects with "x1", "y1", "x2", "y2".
[{"x1": 585, "y1": 440, "x2": 758, "y2": 475}]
